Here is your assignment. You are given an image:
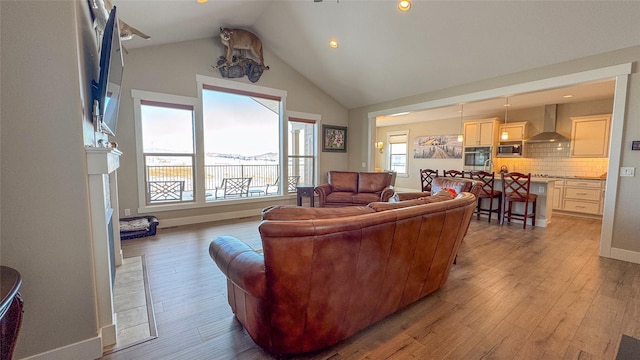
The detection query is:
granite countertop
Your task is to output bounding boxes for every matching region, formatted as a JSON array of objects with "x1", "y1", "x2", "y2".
[
  {"x1": 529, "y1": 176, "x2": 606, "y2": 183},
  {"x1": 529, "y1": 177, "x2": 560, "y2": 183},
  {"x1": 495, "y1": 176, "x2": 558, "y2": 183}
]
